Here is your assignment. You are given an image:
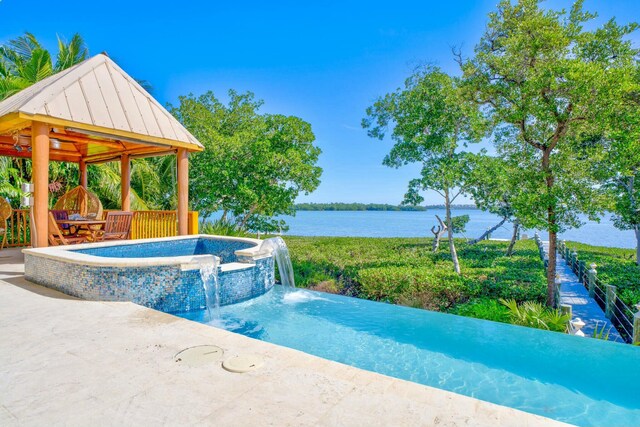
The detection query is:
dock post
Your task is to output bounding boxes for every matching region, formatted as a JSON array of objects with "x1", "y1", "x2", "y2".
[
  {"x1": 605, "y1": 285, "x2": 617, "y2": 319},
  {"x1": 587, "y1": 264, "x2": 597, "y2": 298},
  {"x1": 578, "y1": 261, "x2": 585, "y2": 283},
  {"x1": 633, "y1": 304, "x2": 640, "y2": 345}
]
